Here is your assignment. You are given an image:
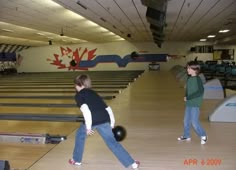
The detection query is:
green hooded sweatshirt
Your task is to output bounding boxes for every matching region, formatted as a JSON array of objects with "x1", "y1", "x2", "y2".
[{"x1": 185, "y1": 76, "x2": 204, "y2": 107}]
